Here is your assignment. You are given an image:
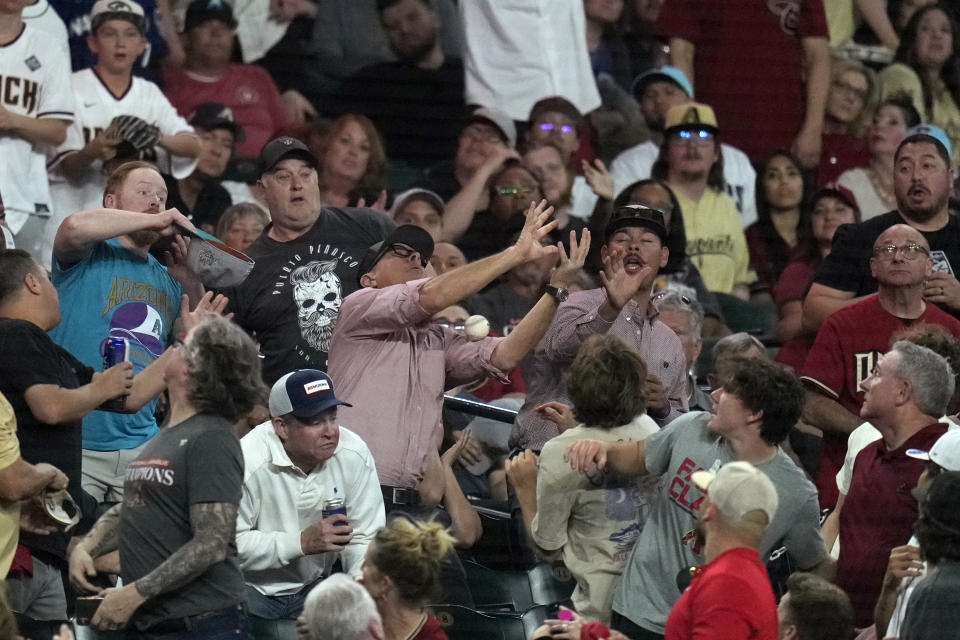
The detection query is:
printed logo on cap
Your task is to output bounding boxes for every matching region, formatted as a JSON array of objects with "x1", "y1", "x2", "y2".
[
  {"x1": 304, "y1": 380, "x2": 330, "y2": 395},
  {"x1": 107, "y1": 0, "x2": 133, "y2": 10},
  {"x1": 681, "y1": 107, "x2": 705, "y2": 125}
]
